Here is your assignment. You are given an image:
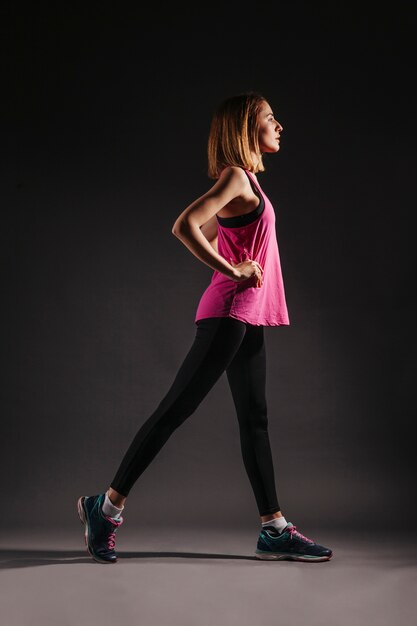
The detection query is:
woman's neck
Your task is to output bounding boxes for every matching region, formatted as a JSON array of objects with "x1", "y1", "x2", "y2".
[{"x1": 251, "y1": 151, "x2": 261, "y2": 171}]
